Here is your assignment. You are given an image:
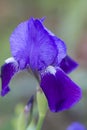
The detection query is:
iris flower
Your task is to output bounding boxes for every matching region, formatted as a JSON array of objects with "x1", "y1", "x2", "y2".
[
  {"x1": 0, "y1": 17, "x2": 82, "y2": 112},
  {"x1": 66, "y1": 122, "x2": 86, "y2": 130}
]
